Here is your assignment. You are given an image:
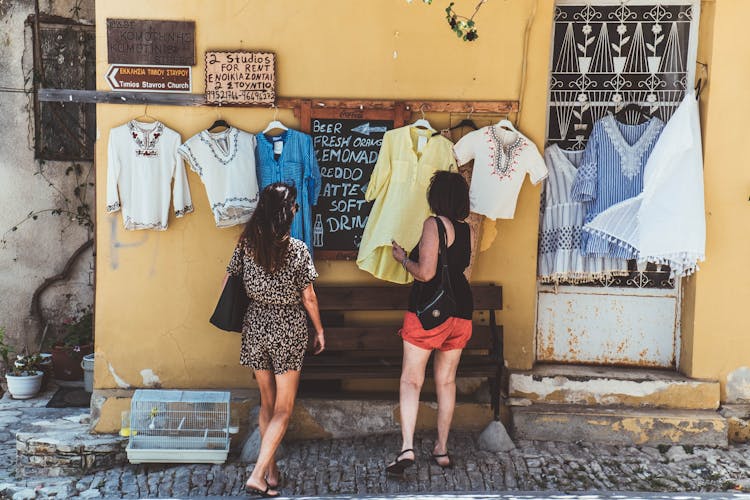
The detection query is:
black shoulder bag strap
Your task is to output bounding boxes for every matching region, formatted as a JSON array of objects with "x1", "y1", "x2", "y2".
[{"x1": 434, "y1": 216, "x2": 453, "y2": 294}]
